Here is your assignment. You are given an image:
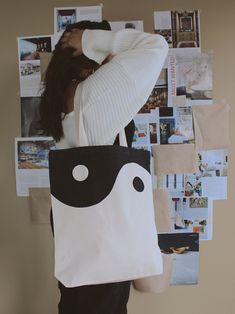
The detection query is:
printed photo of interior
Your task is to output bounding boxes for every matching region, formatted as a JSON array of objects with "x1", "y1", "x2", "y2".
[{"x1": 171, "y1": 10, "x2": 200, "y2": 48}]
